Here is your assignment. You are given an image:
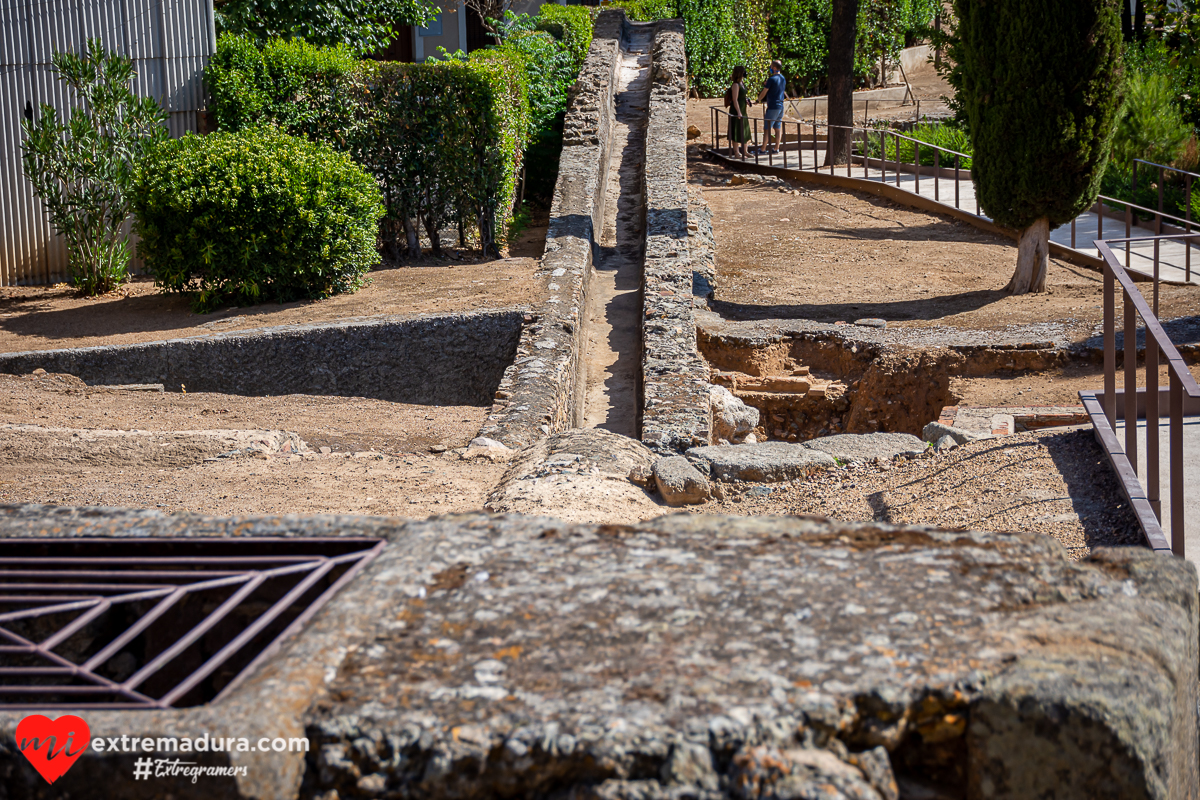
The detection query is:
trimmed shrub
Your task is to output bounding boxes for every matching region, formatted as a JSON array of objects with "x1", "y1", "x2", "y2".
[
  {"x1": 537, "y1": 5, "x2": 598, "y2": 72},
  {"x1": 207, "y1": 34, "x2": 531, "y2": 258},
  {"x1": 494, "y1": 13, "x2": 576, "y2": 136},
  {"x1": 352, "y1": 51, "x2": 529, "y2": 258},
  {"x1": 131, "y1": 129, "x2": 383, "y2": 311},
  {"x1": 206, "y1": 35, "x2": 359, "y2": 143}
]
